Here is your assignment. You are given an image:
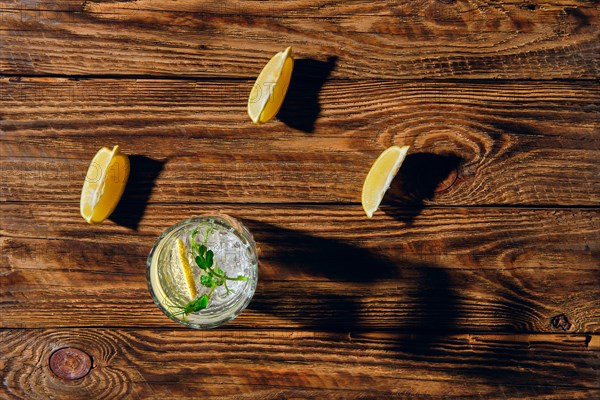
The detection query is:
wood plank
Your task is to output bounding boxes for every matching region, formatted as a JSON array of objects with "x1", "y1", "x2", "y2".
[
  {"x1": 2, "y1": 0, "x2": 599, "y2": 18},
  {"x1": 2, "y1": 78, "x2": 599, "y2": 205},
  {"x1": 2, "y1": 203, "x2": 598, "y2": 331},
  {"x1": 1, "y1": 1, "x2": 598, "y2": 78},
  {"x1": 6, "y1": 0, "x2": 599, "y2": 17},
  {"x1": 1, "y1": 328, "x2": 598, "y2": 399}
]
